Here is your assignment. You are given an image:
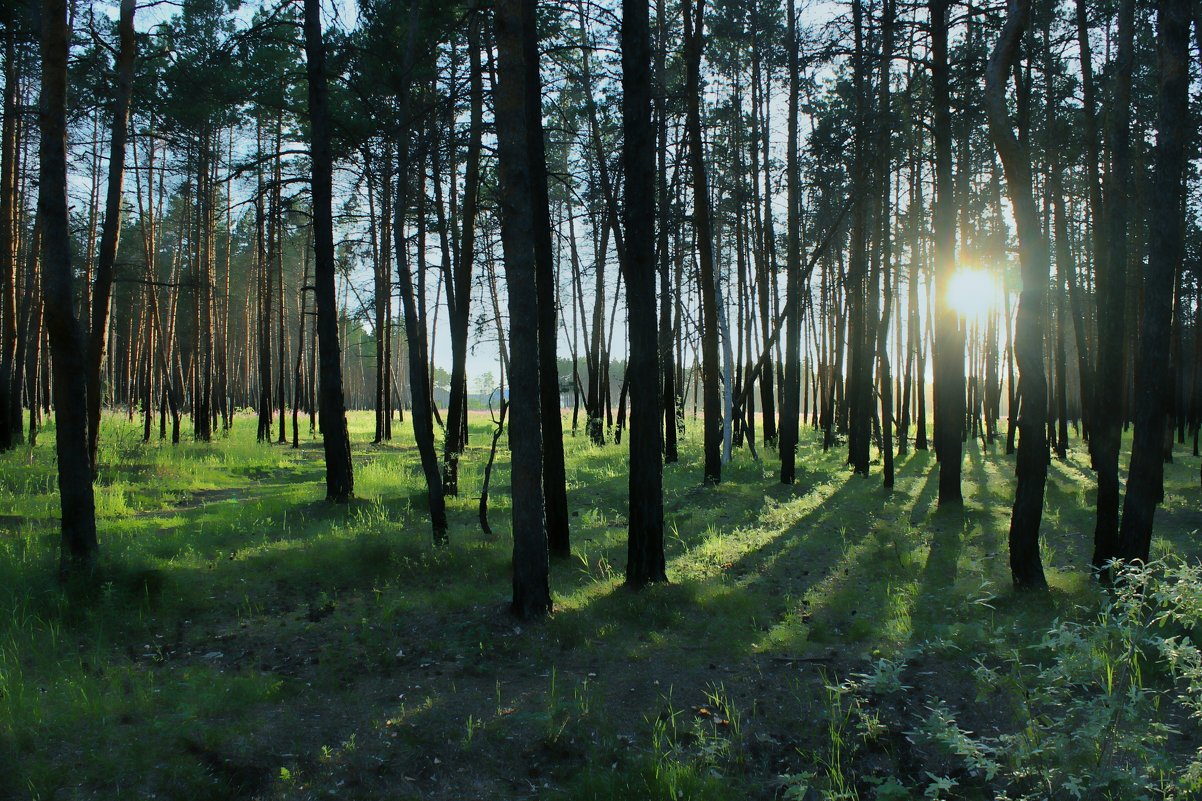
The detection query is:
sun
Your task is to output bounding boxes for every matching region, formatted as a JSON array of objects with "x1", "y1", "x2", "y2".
[{"x1": 946, "y1": 268, "x2": 998, "y2": 321}]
